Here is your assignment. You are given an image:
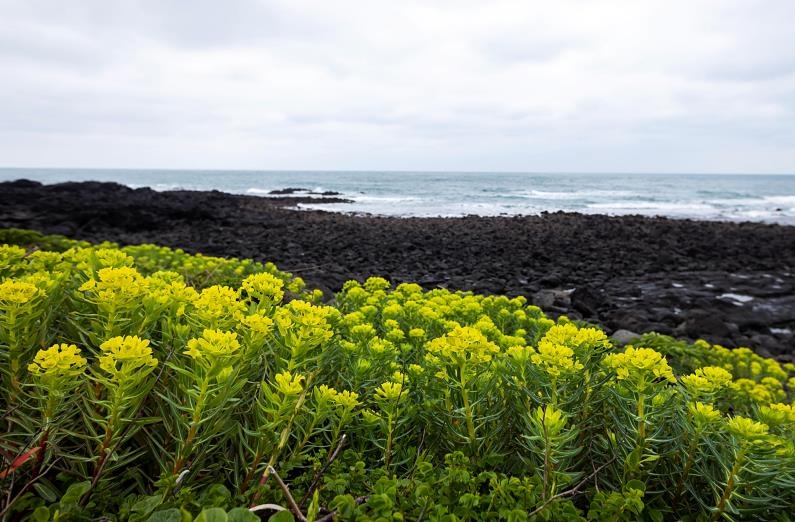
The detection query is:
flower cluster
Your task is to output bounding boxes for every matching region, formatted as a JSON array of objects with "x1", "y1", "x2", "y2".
[
  {"x1": 426, "y1": 326, "x2": 500, "y2": 365},
  {"x1": 184, "y1": 329, "x2": 241, "y2": 364},
  {"x1": 680, "y1": 366, "x2": 733, "y2": 396},
  {"x1": 240, "y1": 272, "x2": 285, "y2": 305},
  {"x1": 98, "y1": 335, "x2": 158, "y2": 378},
  {"x1": 531, "y1": 339, "x2": 584, "y2": 378},
  {"x1": 0, "y1": 279, "x2": 40, "y2": 305},
  {"x1": 273, "y1": 371, "x2": 306, "y2": 395},
  {"x1": 28, "y1": 343, "x2": 87, "y2": 379},
  {"x1": 602, "y1": 346, "x2": 676, "y2": 388}
]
